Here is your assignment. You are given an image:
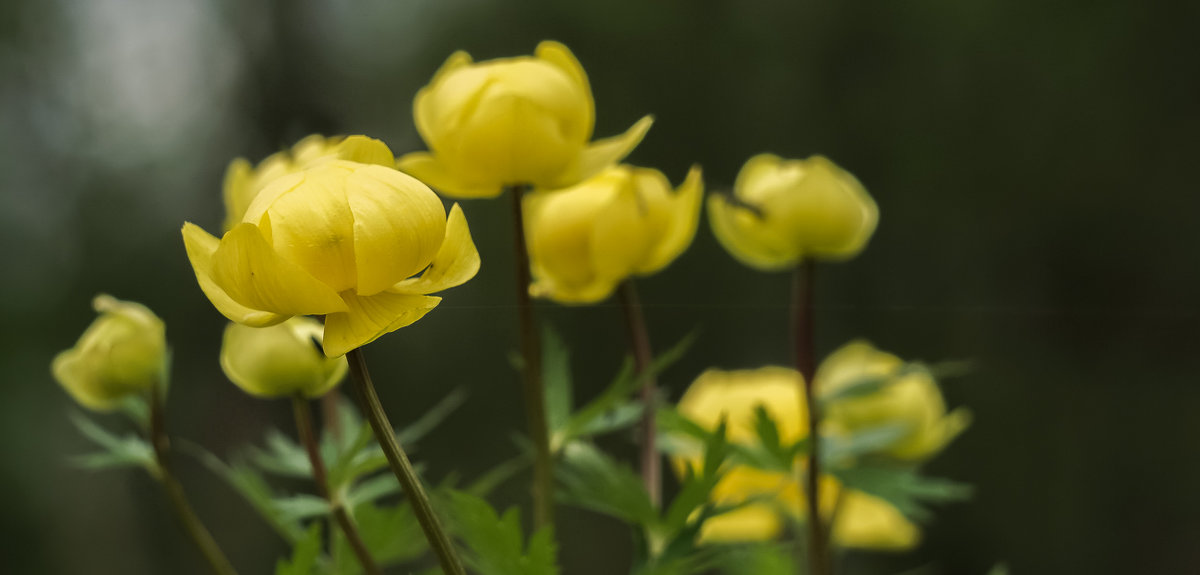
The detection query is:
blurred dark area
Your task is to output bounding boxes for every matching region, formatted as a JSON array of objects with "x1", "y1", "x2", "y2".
[{"x1": 3, "y1": 0, "x2": 1199, "y2": 573}]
